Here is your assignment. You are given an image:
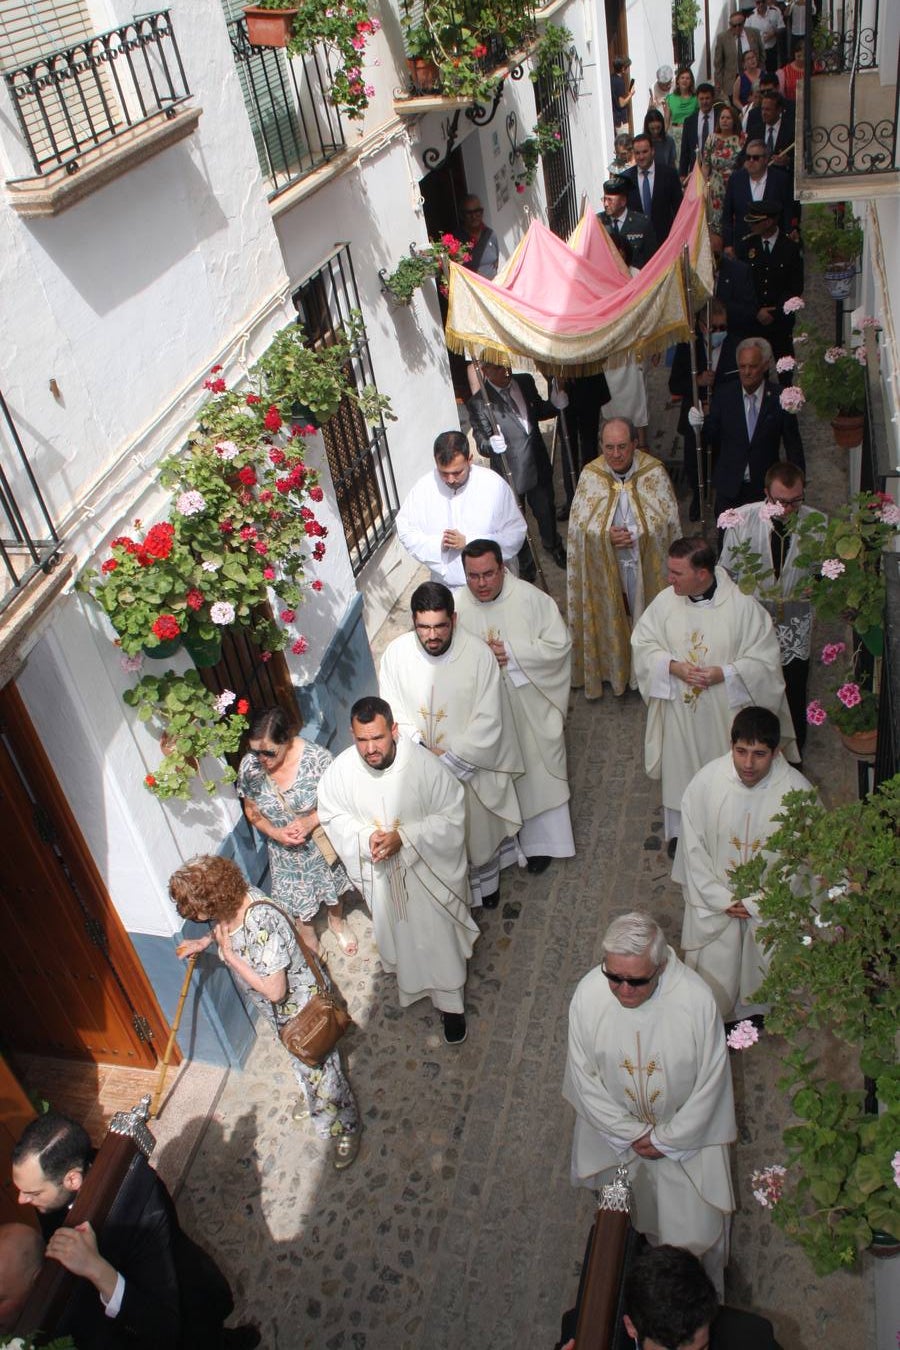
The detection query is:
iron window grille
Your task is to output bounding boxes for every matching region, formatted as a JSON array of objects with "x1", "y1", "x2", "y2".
[
  {"x1": 226, "y1": 12, "x2": 346, "y2": 199},
  {"x1": 292, "y1": 248, "x2": 399, "y2": 575},
  {"x1": 0, "y1": 387, "x2": 63, "y2": 615},
  {"x1": 534, "y1": 48, "x2": 579, "y2": 240},
  {"x1": 1, "y1": 10, "x2": 191, "y2": 178}
]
